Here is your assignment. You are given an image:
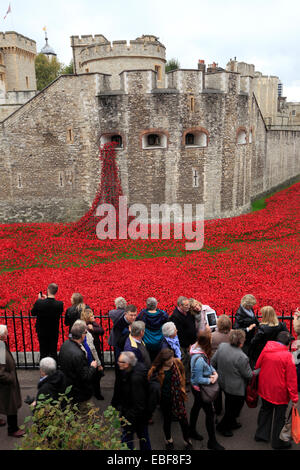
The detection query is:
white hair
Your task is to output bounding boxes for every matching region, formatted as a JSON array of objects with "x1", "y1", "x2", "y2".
[
  {"x1": 115, "y1": 297, "x2": 127, "y2": 309},
  {"x1": 119, "y1": 351, "x2": 138, "y2": 367},
  {"x1": 146, "y1": 297, "x2": 158, "y2": 310},
  {"x1": 162, "y1": 322, "x2": 177, "y2": 338},
  {"x1": 0, "y1": 324, "x2": 8, "y2": 339},
  {"x1": 71, "y1": 320, "x2": 87, "y2": 339},
  {"x1": 40, "y1": 357, "x2": 57, "y2": 376}
]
